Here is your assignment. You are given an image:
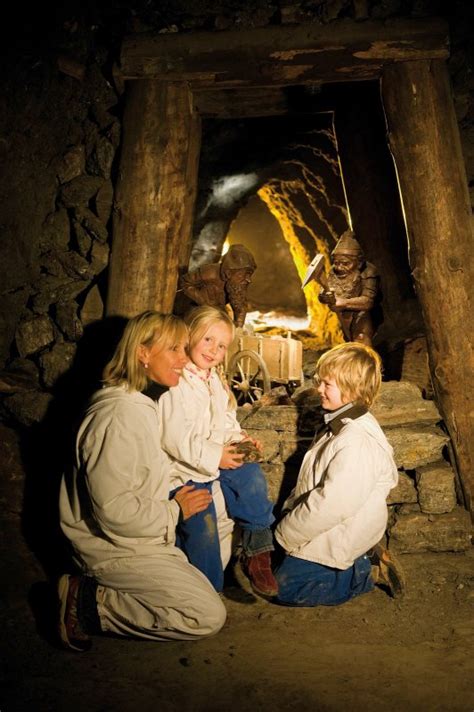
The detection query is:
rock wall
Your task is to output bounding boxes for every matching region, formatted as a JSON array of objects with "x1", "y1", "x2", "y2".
[
  {"x1": 1, "y1": 0, "x2": 473, "y2": 387},
  {"x1": 1, "y1": 1, "x2": 473, "y2": 377}
]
